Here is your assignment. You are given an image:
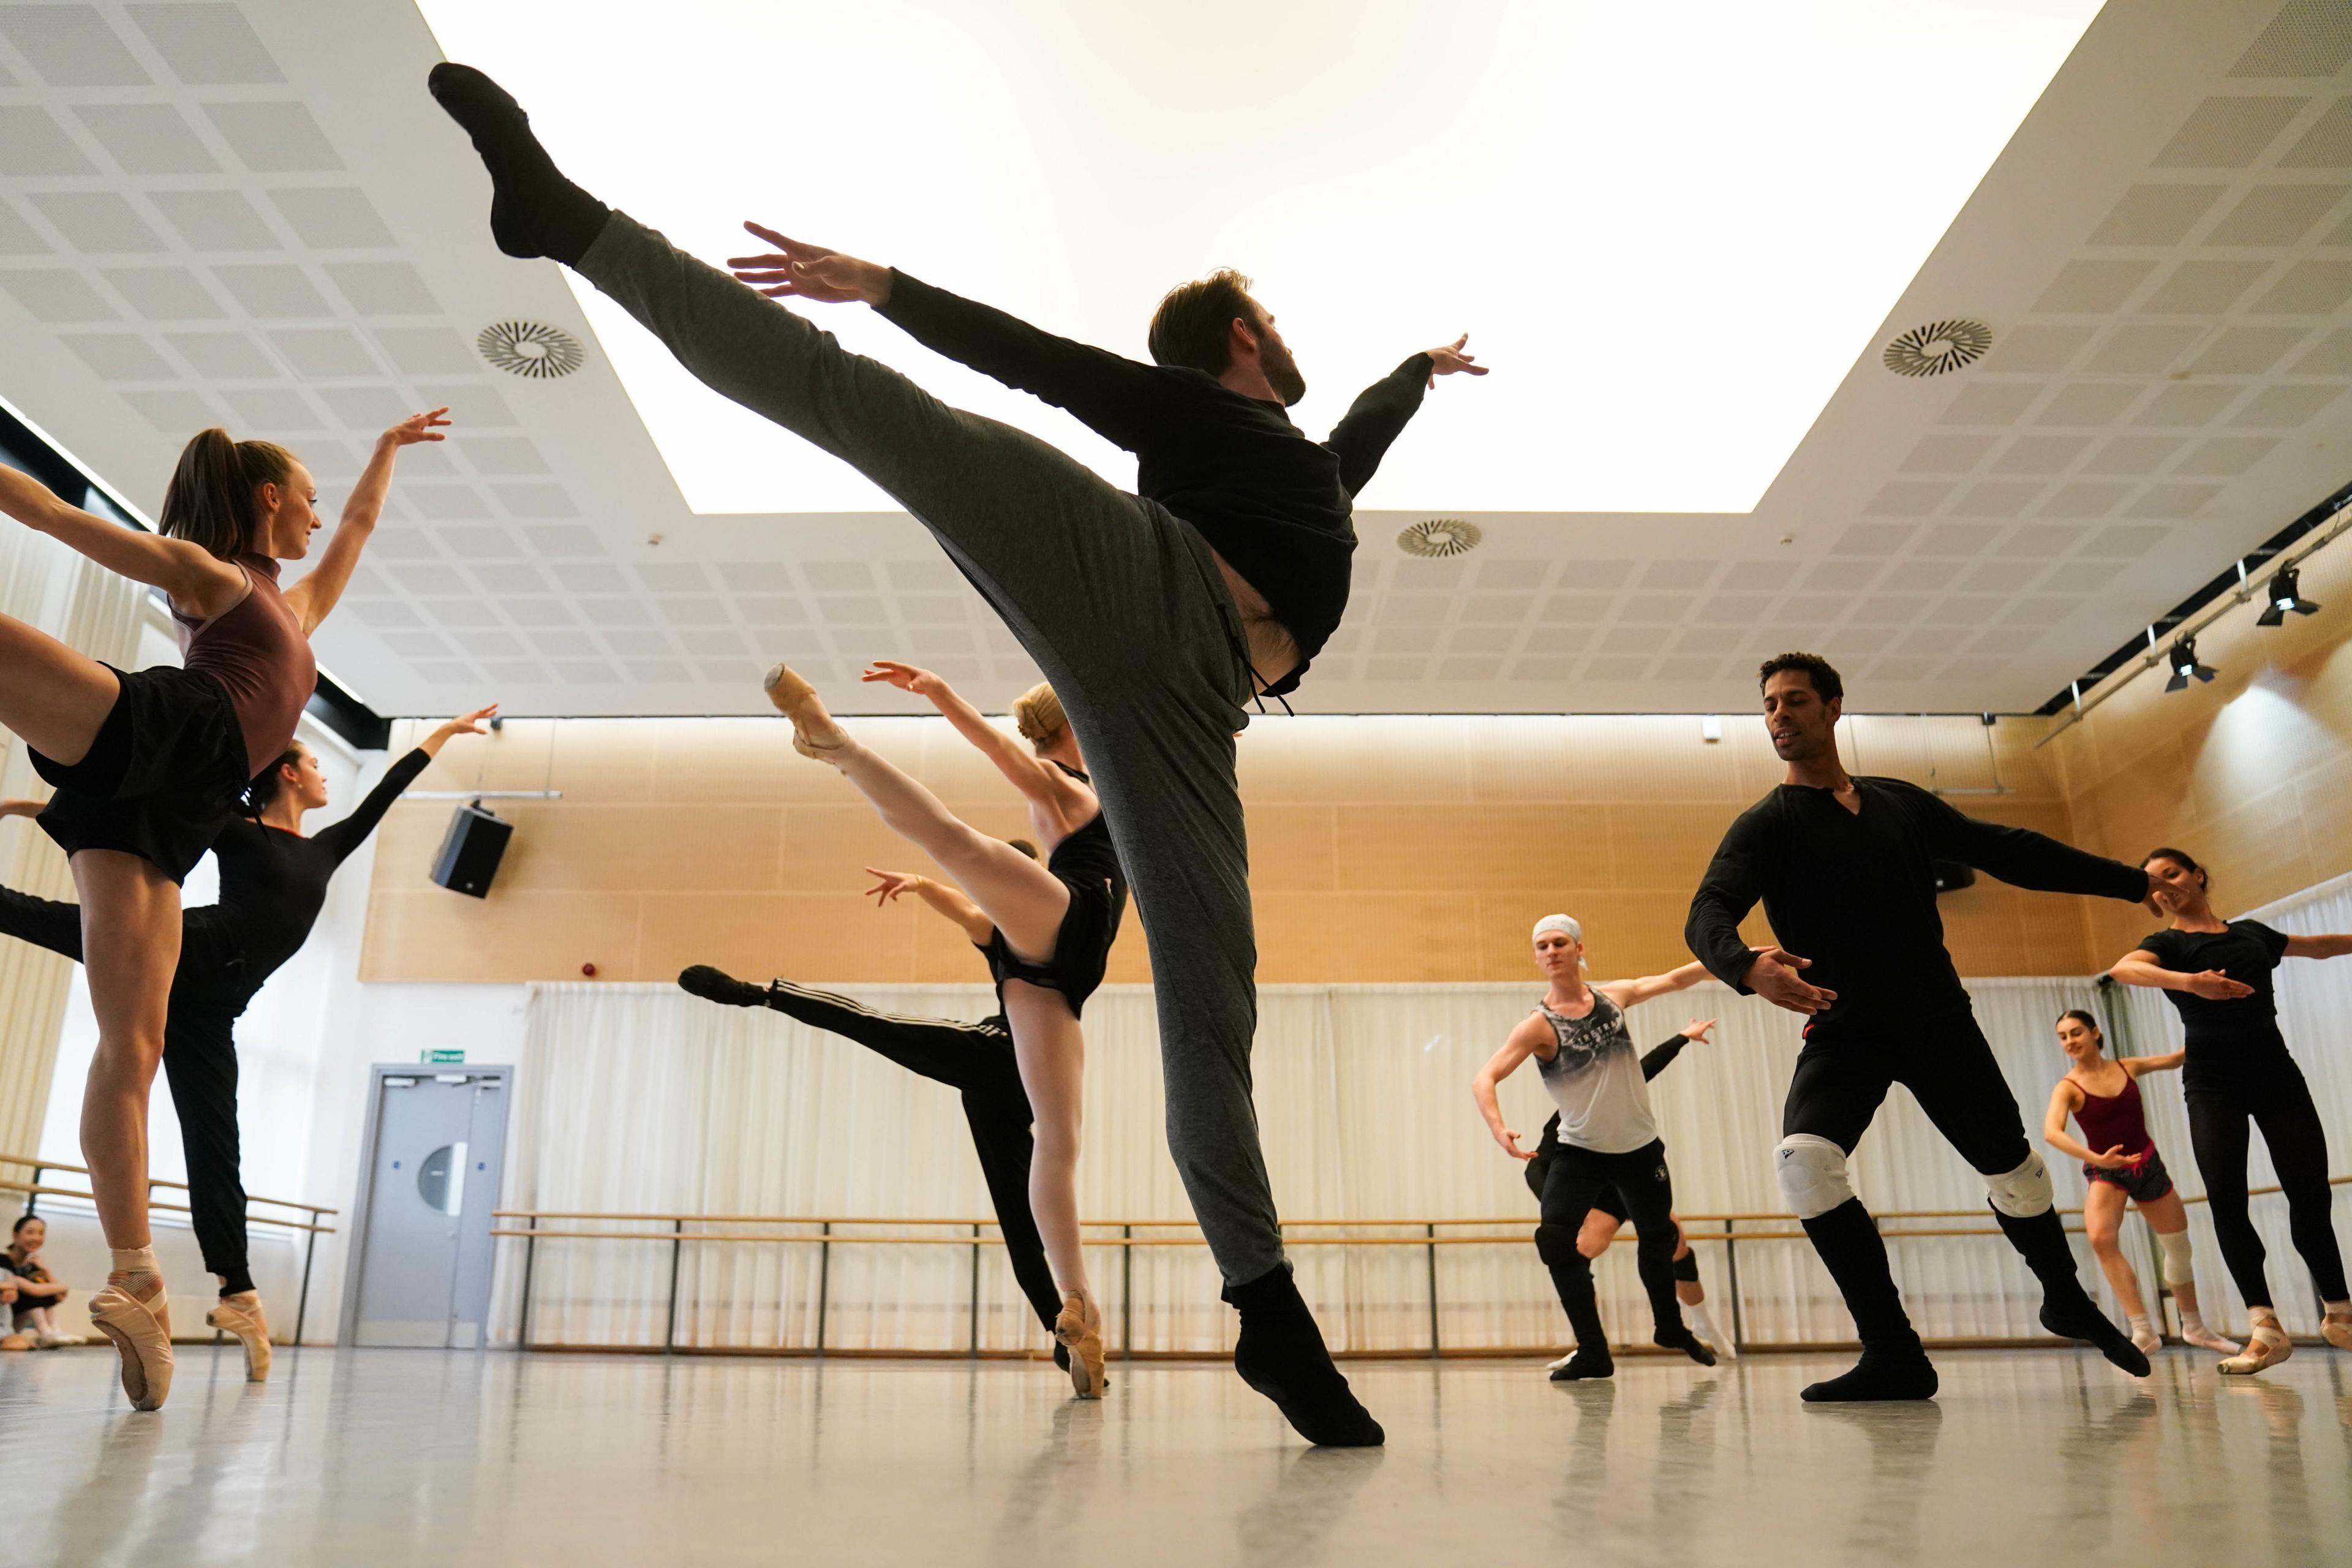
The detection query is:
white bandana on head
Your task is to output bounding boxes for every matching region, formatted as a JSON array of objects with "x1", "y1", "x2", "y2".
[{"x1": 1532, "y1": 913, "x2": 1591, "y2": 971}]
